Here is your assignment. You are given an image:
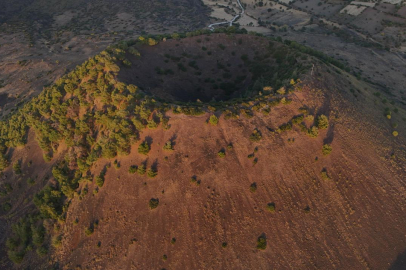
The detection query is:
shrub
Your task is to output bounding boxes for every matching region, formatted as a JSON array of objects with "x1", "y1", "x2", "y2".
[
  {"x1": 7, "y1": 250, "x2": 25, "y2": 264},
  {"x1": 321, "y1": 169, "x2": 330, "y2": 180},
  {"x1": 322, "y1": 144, "x2": 332, "y2": 155},
  {"x1": 171, "y1": 238, "x2": 176, "y2": 244},
  {"x1": 256, "y1": 236, "x2": 267, "y2": 250},
  {"x1": 163, "y1": 141, "x2": 174, "y2": 151},
  {"x1": 52, "y1": 234, "x2": 62, "y2": 248},
  {"x1": 162, "y1": 254, "x2": 168, "y2": 261},
  {"x1": 222, "y1": 242, "x2": 228, "y2": 248},
  {"x1": 138, "y1": 142, "x2": 150, "y2": 155},
  {"x1": 190, "y1": 176, "x2": 200, "y2": 186},
  {"x1": 137, "y1": 164, "x2": 146, "y2": 175},
  {"x1": 250, "y1": 183, "x2": 257, "y2": 192},
  {"x1": 0, "y1": 154, "x2": 9, "y2": 171},
  {"x1": 147, "y1": 119, "x2": 158, "y2": 129},
  {"x1": 278, "y1": 122, "x2": 292, "y2": 132},
  {"x1": 218, "y1": 150, "x2": 226, "y2": 158},
  {"x1": 95, "y1": 174, "x2": 104, "y2": 187},
  {"x1": 36, "y1": 246, "x2": 48, "y2": 257},
  {"x1": 32, "y1": 224, "x2": 45, "y2": 246},
  {"x1": 316, "y1": 115, "x2": 329, "y2": 129},
  {"x1": 306, "y1": 115, "x2": 314, "y2": 122},
  {"x1": 209, "y1": 115, "x2": 219, "y2": 126},
  {"x1": 307, "y1": 126, "x2": 319, "y2": 138},
  {"x1": 13, "y1": 162, "x2": 22, "y2": 175},
  {"x1": 129, "y1": 165, "x2": 137, "y2": 174},
  {"x1": 84, "y1": 226, "x2": 94, "y2": 236},
  {"x1": 2, "y1": 202, "x2": 11, "y2": 212},
  {"x1": 393, "y1": 131, "x2": 399, "y2": 137},
  {"x1": 27, "y1": 178, "x2": 35, "y2": 185},
  {"x1": 249, "y1": 129, "x2": 262, "y2": 142},
  {"x1": 149, "y1": 198, "x2": 159, "y2": 209},
  {"x1": 298, "y1": 107, "x2": 309, "y2": 115},
  {"x1": 147, "y1": 168, "x2": 158, "y2": 178},
  {"x1": 291, "y1": 115, "x2": 304, "y2": 125},
  {"x1": 266, "y1": 203, "x2": 275, "y2": 212}
]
